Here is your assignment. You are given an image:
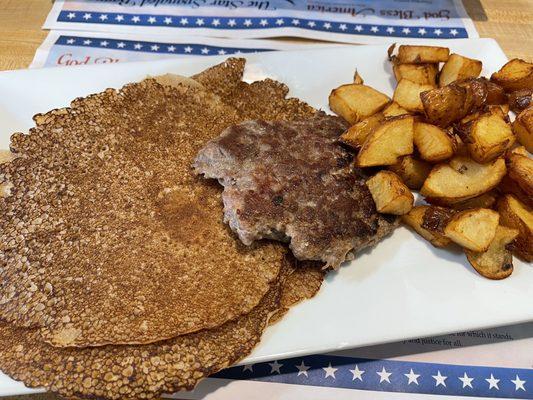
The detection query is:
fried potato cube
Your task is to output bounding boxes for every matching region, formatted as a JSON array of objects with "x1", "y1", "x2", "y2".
[
  {"x1": 513, "y1": 106, "x2": 533, "y2": 153},
  {"x1": 467, "y1": 113, "x2": 515, "y2": 163},
  {"x1": 450, "y1": 192, "x2": 498, "y2": 211},
  {"x1": 508, "y1": 89, "x2": 532, "y2": 114},
  {"x1": 507, "y1": 154, "x2": 533, "y2": 196},
  {"x1": 329, "y1": 84, "x2": 390, "y2": 124},
  {"x1": 420, "y1": 156, "x2": 506, "y2": 204},
  {"x1": 497, "y1": 194, "x2": 533, "y2": 261},
  {"x1": 393, "y1": 63, "x2": 438, "y2": 86},
  {"x1": 356, "y1": 116, "x2": 414, "y2": 167},
  {"x1": 366, "y1": 171, "x2": 414, "y2": 215},
  {"x1": 382, "y1": 102, "x2": 410, "y2": 118},
  {"x1": 396, "y1": 45, "x2": 450, "y2": 64},
  {"x1": 340, "y1": 113, "x2": 384, "y2": 149},
  {"x1": 353, "y1": 70, "x2": 364, "y2": 84},
  {"x1": 465, "y1": 225, "x2": 519, "y2": 280},
  {"x1": 439, "y1": 54, "x2": 482, "y2": 87},
  {"x1": 444, "y1": 208, "x2": 500, "y2": 252},
  {"x1": 393, "y1": 79, "x2": 434, "y2": 113},
  {"x1": 491, "y1": 58, "x2": 533, "y2": 92},
  {"x1": 401, "y1": 205, "x2": 451, "y2": 247},
  {"x1": 421, "y1": 84, "x2": 471, "y2": 127},
  {"x1": 414, "y1": 122, "x2": 455, "y2": 163},
  {"x1": 388, "y1": 155, "x2": 432, "y2": 190}
]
